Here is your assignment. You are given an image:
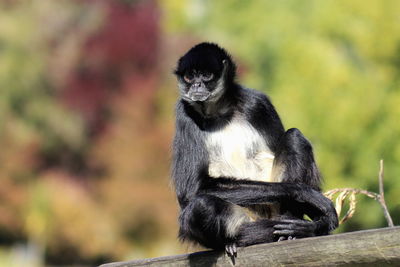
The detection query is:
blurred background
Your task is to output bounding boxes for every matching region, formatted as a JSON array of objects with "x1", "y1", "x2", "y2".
[{"x1": 0, "y1": 0, "x2": 400, "y2": 266}]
